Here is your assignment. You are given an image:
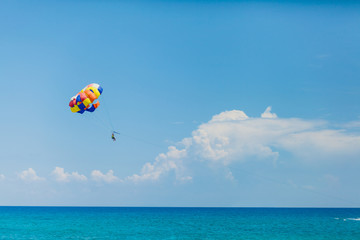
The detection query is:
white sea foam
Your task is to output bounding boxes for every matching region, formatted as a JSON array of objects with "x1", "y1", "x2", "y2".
[{"x1": 344, "y1": 218, "x2": 360, "y2": 221}]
